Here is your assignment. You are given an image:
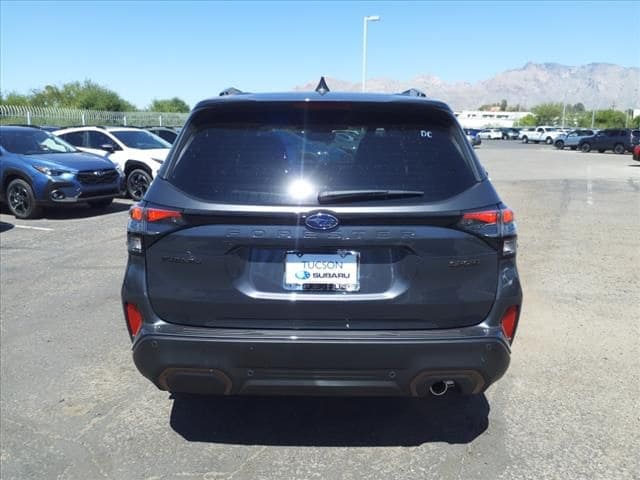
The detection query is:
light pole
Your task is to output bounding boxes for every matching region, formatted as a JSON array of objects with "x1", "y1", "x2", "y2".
[{"x1": 361, "y1": 15, "x2": 380, "y2": 92}]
